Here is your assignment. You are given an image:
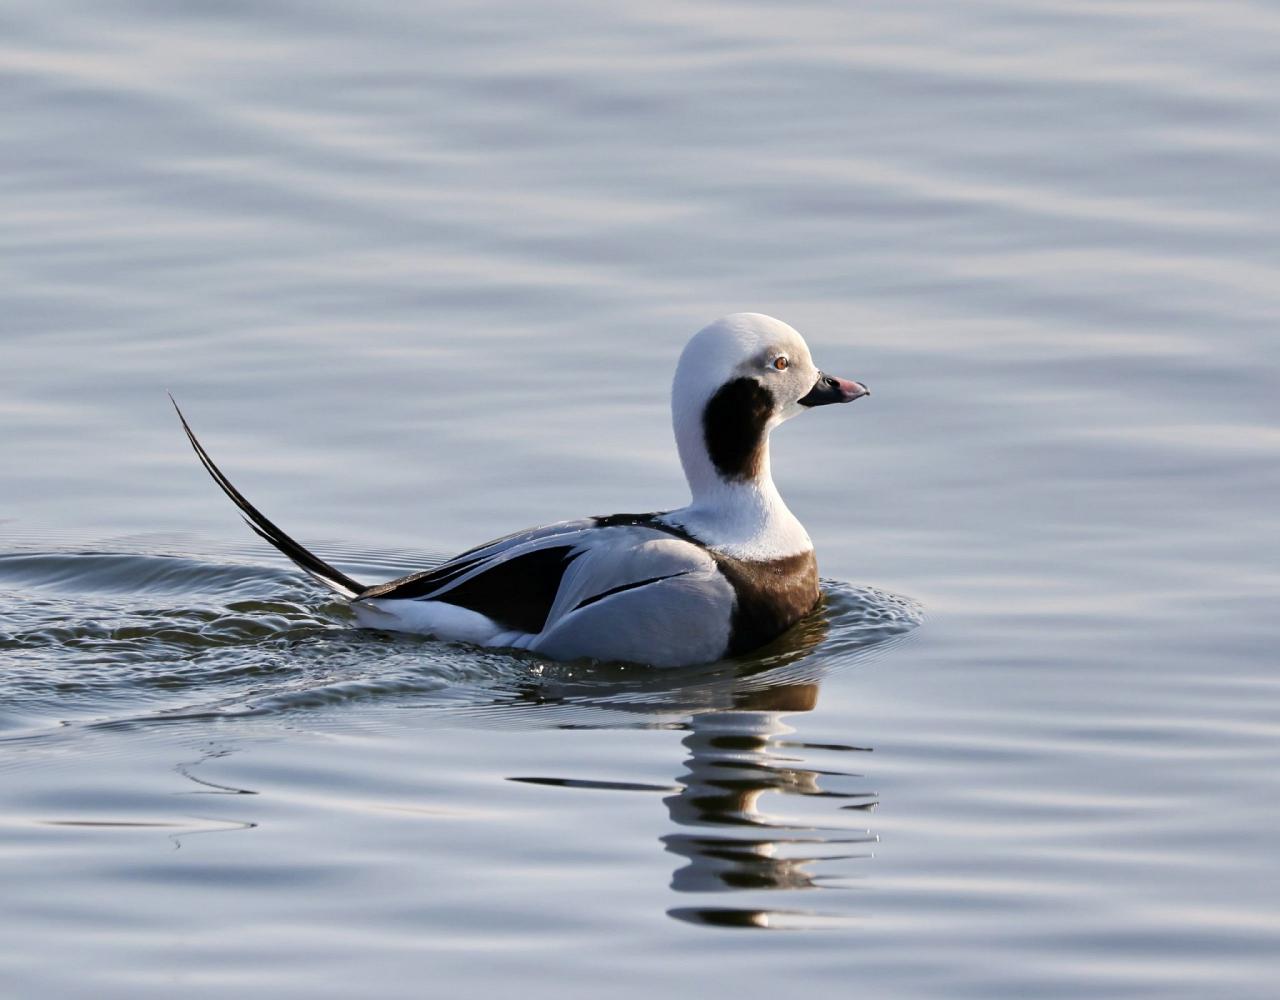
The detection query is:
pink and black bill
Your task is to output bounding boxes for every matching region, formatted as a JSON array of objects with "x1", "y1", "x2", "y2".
[{"x1": 797, "y1": 372, "x2": 870, "y2": 407}]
